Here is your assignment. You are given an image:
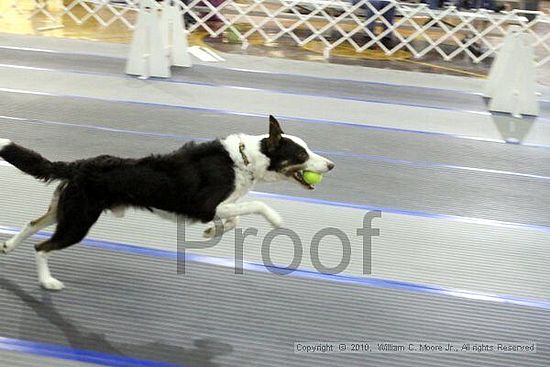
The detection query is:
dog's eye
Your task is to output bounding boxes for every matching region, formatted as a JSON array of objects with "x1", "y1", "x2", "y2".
[{"x1": 298, "y1": 152, "x2": 308, "y2": 161}]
